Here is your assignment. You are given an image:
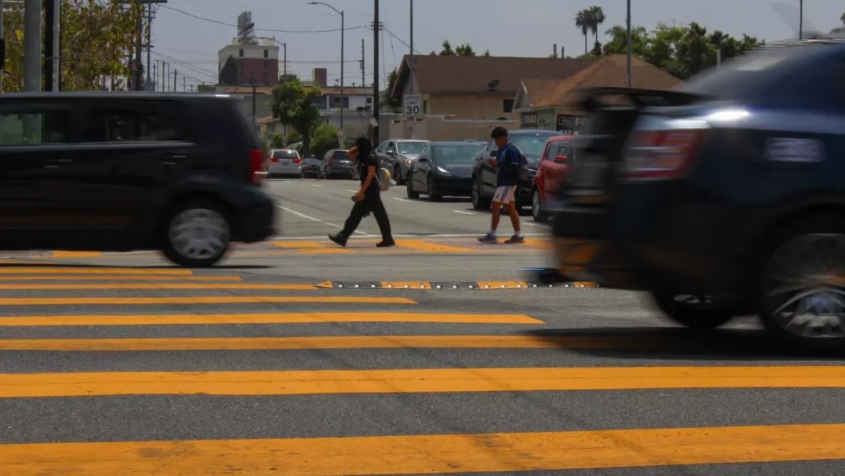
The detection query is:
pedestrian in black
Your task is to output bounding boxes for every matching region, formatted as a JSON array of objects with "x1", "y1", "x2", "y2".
[{"x1": 329, "y1": 137, "x2": 395, "y2": 248}]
